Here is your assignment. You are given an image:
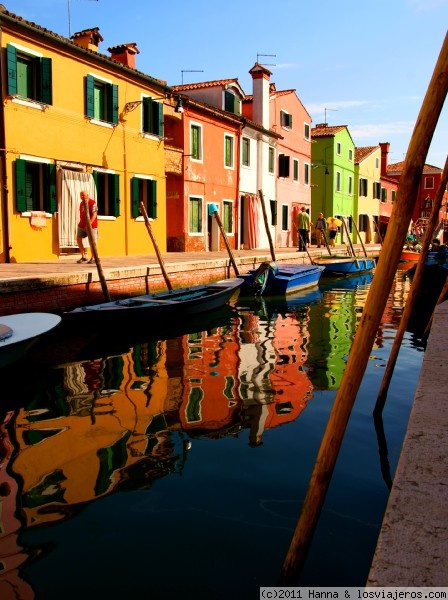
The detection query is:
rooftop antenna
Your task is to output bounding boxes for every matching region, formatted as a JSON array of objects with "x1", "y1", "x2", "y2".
[
  {"x1": 68, "y1": 0, "x2": 99, "y2": 38},
  {"x1": 181, "y1": 70, "x2": 204, "y2": 84},
  {"x1": 324, "y1": 107, "x2": 338, "y2": 124},
  {"x1": 257, "y1": 53, "x2": 276, "y2": 67}
]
